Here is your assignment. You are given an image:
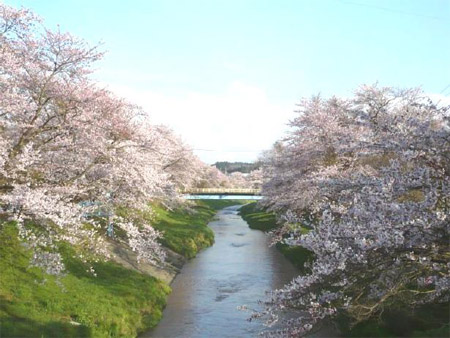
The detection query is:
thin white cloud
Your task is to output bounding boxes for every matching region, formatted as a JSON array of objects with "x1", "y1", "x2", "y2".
[{"x1": 104, "y1": 81, "x2": 295, "y2": 163}]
